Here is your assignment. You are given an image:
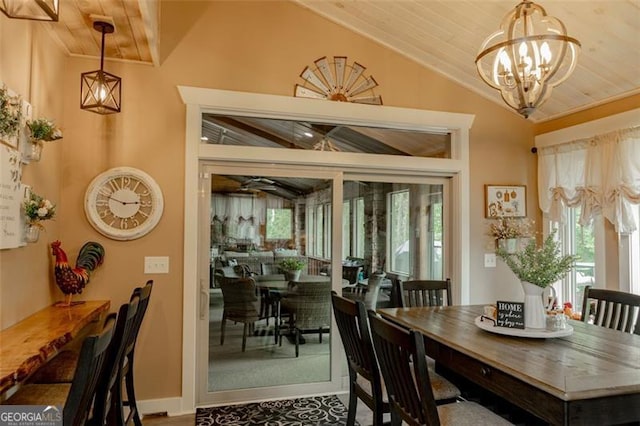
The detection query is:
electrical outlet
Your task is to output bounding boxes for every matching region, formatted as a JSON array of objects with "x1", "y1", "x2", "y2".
[
  {"x1": 144, "y1": 256, "x2": 169, "y2": 274},
  {"x1": 484, "y1": 253, "x2": 496, "y2": 268}
]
